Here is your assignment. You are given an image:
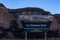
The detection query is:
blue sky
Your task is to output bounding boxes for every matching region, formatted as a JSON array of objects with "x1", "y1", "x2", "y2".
[{"x1": 0, "y1": 0, "x2": 60, "y2": 14}]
